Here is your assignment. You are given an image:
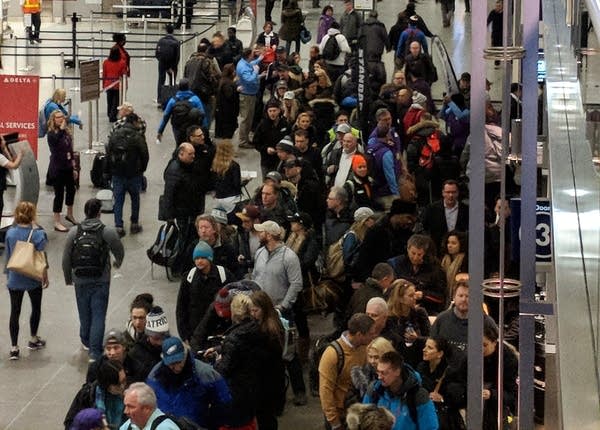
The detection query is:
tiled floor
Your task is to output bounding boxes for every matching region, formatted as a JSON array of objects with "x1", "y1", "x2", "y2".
[{"x1": 0, "y1": 0, "x2": 552, "y2": 428}]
